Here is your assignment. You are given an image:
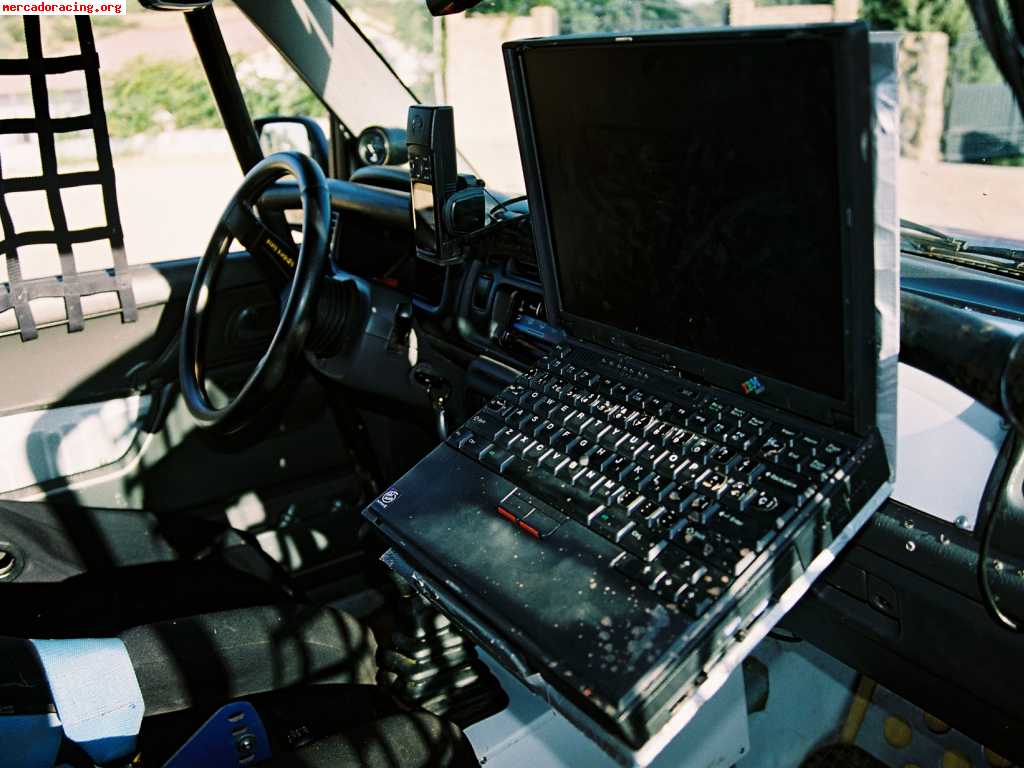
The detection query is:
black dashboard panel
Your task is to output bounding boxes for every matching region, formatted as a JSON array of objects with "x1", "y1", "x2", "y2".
[{"x1": 289, "y1": 168, "x2": 1024, "y2": 761}]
